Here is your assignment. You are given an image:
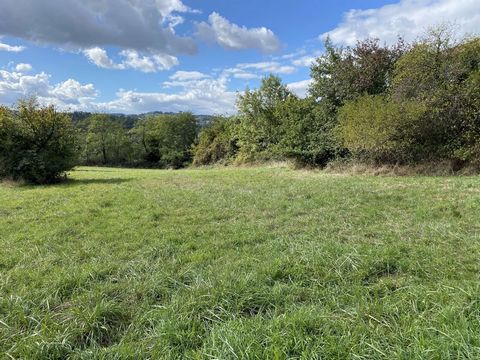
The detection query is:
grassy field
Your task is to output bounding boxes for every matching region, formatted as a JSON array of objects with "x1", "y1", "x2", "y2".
[{"x1": 1, "y1": 166, "x2": 480, "y2": 359}]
